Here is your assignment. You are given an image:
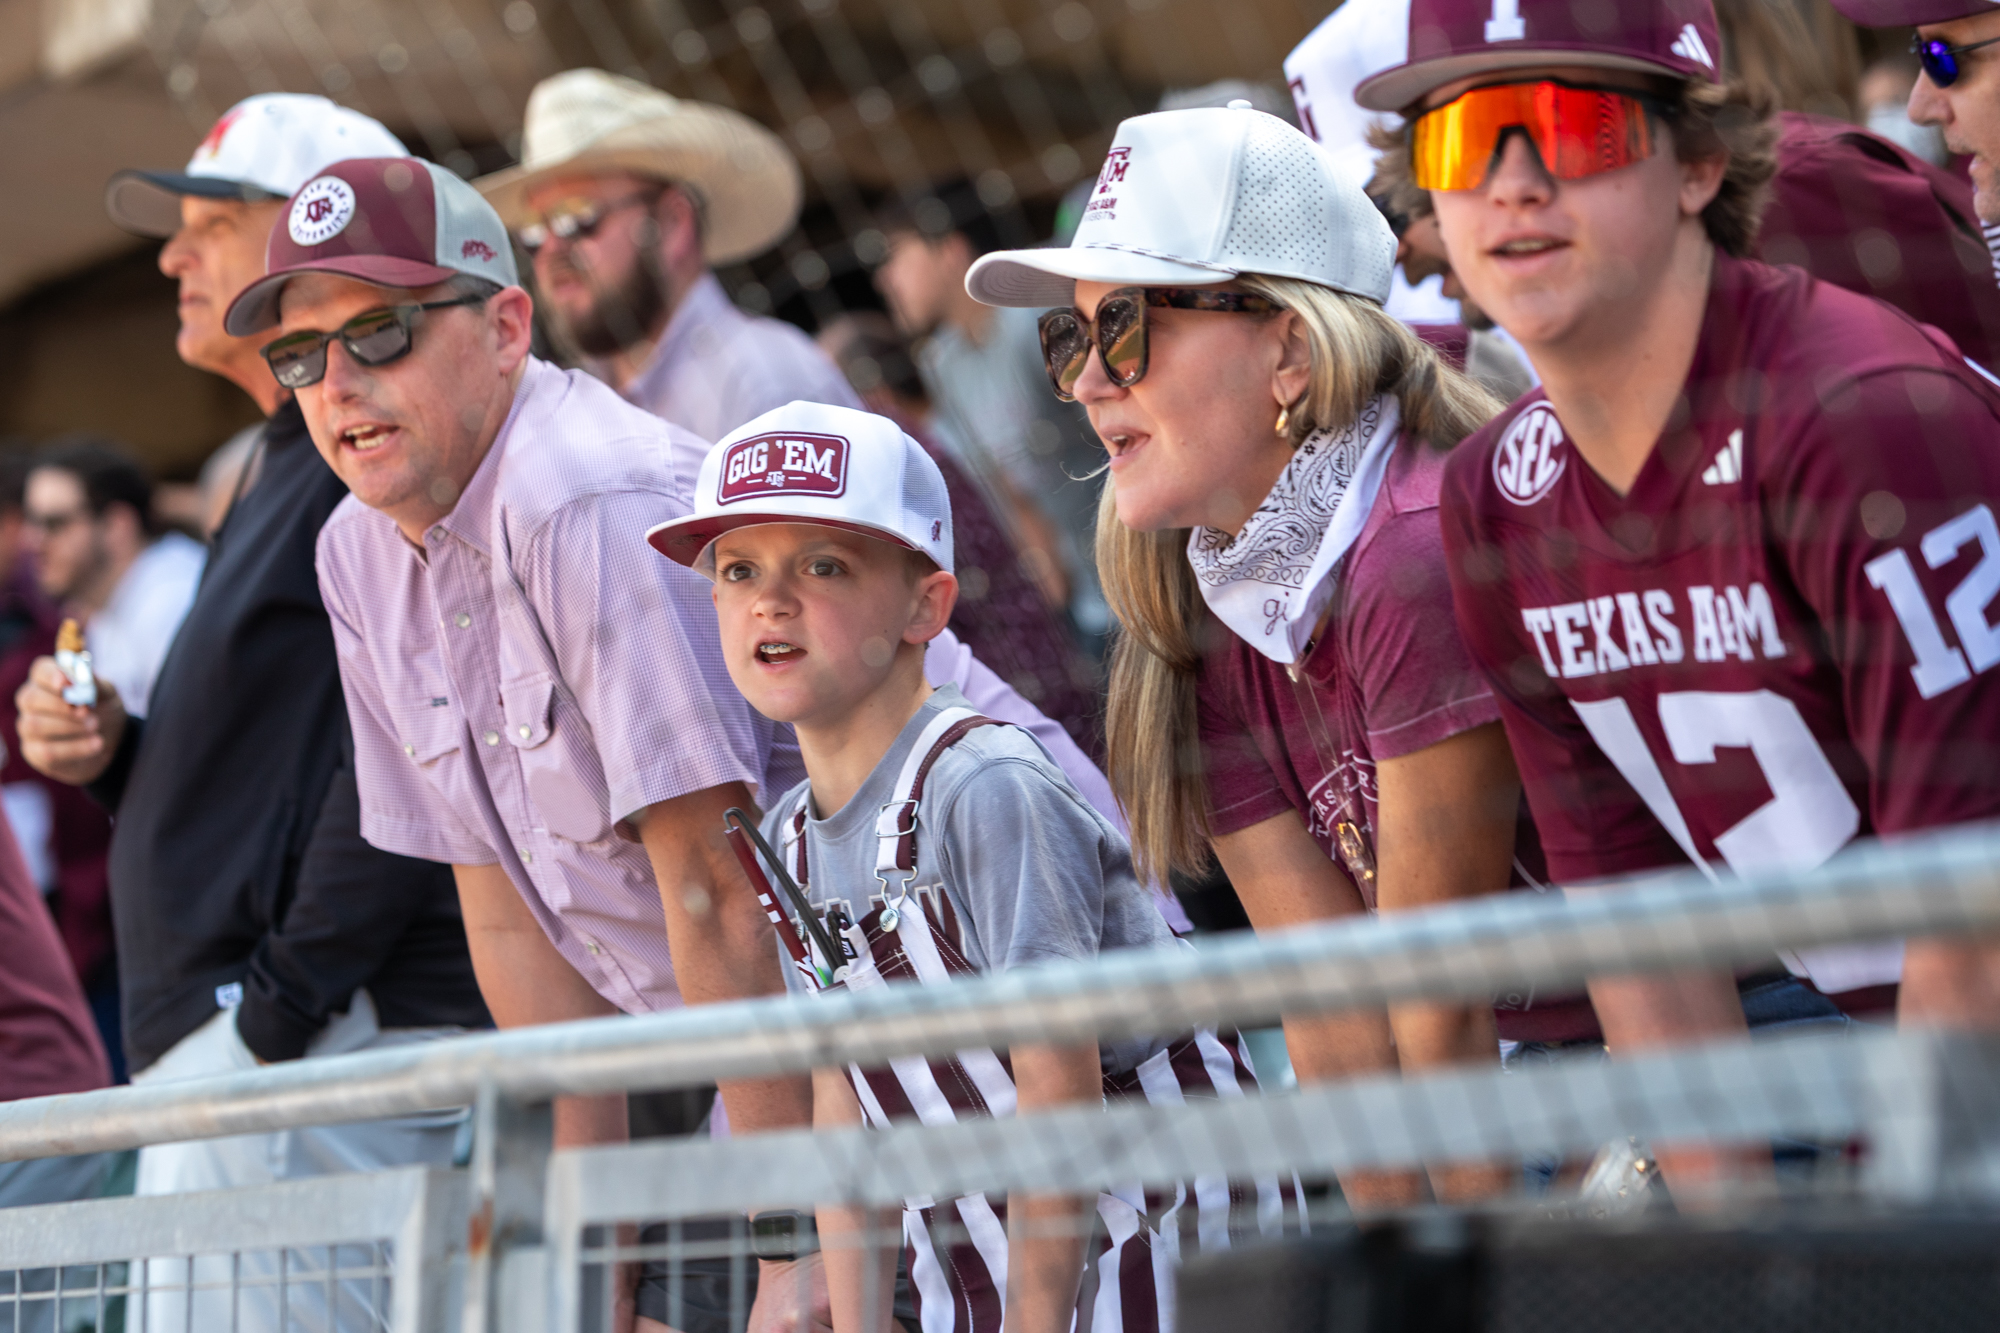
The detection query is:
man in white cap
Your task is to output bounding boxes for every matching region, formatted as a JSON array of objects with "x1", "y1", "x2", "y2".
[
  {"x1": 1283, "y1": 0, "x2": 1539, "y2": 401},
  {"x1": 17, "y1": 95, "x2": 491, "y2": 1331},
  {"x1": 477, "y1": 68, "x2": 860, "y2": 453}
]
